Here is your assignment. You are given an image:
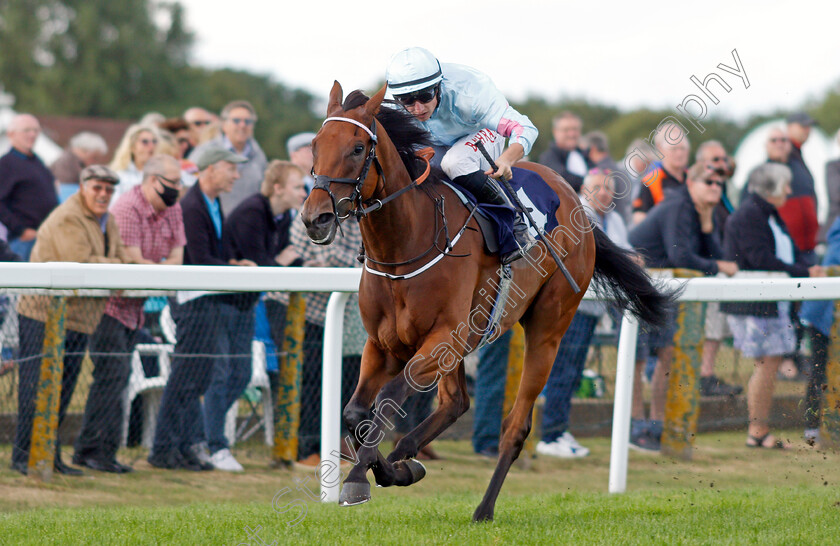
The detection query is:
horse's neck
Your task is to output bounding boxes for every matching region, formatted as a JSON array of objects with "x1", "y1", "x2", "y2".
[{"x1": 359, "y1": 145, "x2": 437, "y2": 264}]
